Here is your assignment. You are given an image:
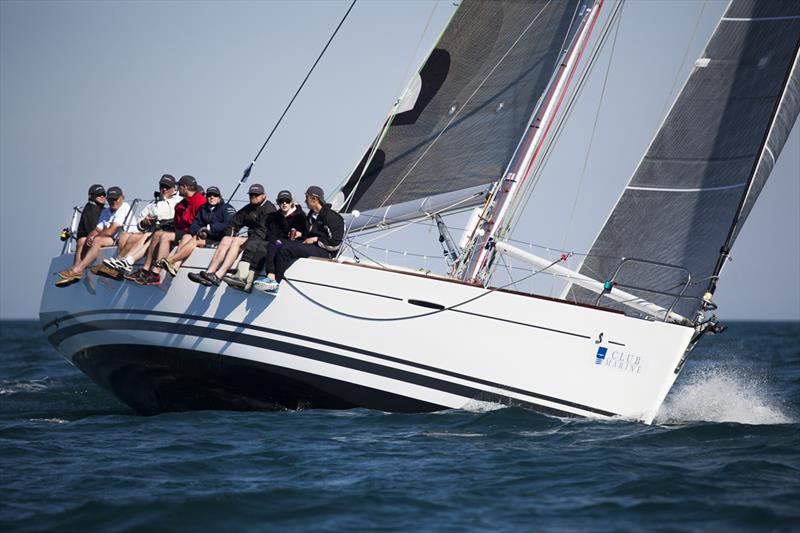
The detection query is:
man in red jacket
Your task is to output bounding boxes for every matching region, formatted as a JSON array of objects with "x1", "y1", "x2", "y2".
[{"x1": 128, "y1": 174, "x2": 207, "y2": 285}]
